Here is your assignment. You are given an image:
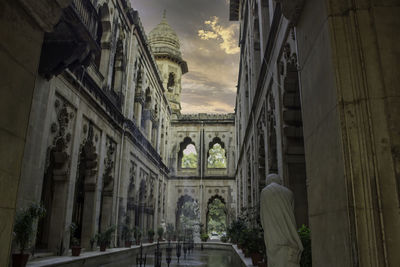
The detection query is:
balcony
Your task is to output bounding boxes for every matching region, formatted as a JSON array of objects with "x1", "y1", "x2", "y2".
[{"x1": 39, "y1": 0, "x2": 101, "y2": 79}]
